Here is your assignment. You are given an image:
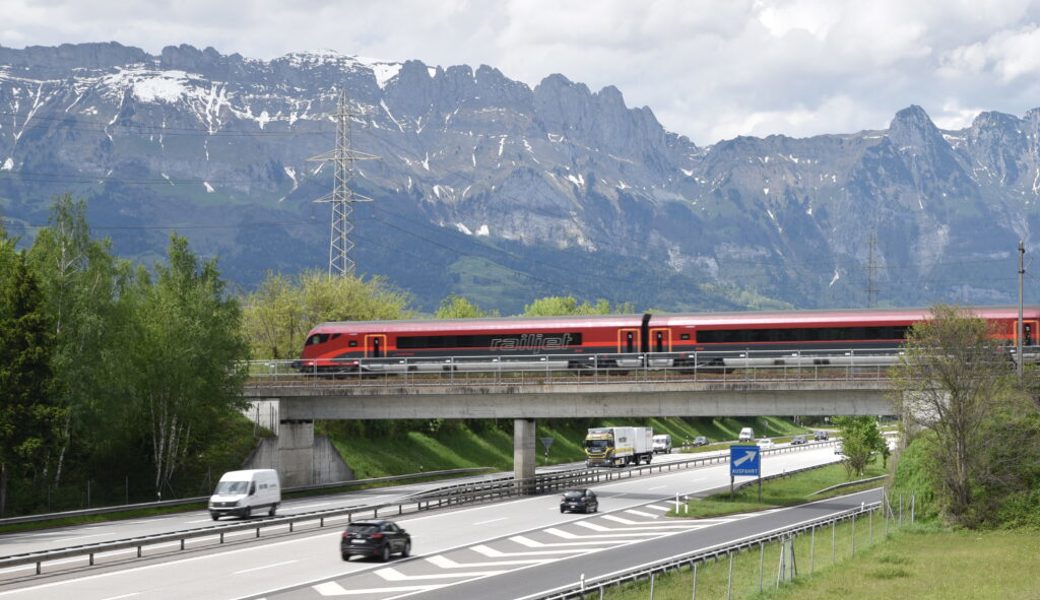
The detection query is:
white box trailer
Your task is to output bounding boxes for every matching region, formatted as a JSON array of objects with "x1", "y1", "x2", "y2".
[{"x1": 584, "y1": 427, "x2": 654, "y2": 467}]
